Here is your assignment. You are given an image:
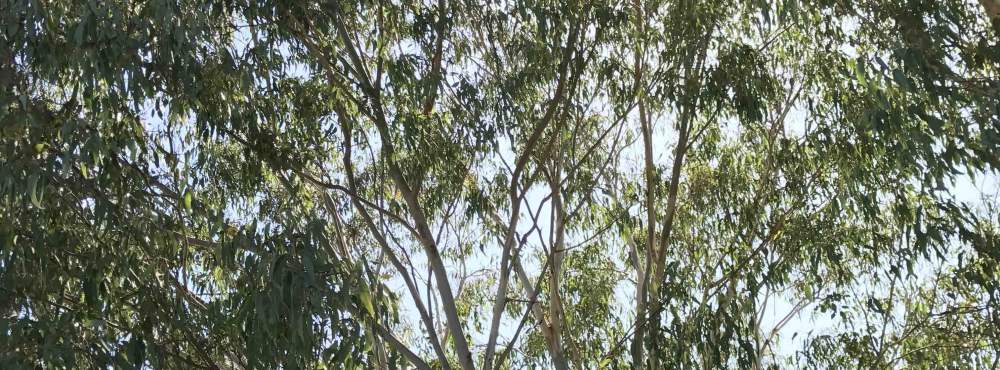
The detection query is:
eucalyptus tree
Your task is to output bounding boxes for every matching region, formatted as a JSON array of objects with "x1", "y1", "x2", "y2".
[{"x1": 1, "y1": 0, "x2": 999, "y2": 369}]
